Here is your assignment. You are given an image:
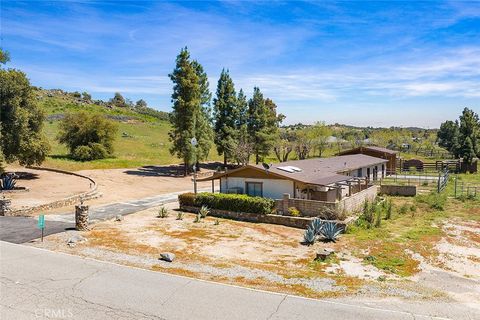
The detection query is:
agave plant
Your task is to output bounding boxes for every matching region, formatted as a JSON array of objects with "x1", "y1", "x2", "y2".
[
  {"x1": 176, "y1": 211, "x2": 184, "y2": 220},
  {"x1": 303, "y1": 226, "x2": 316, "y2": 245},
  {"x1": 319, "y1": 222, "x2": 344, "y2": 242},
  {"x1": 1, "y1": 174, "x2": 16, "y2": 191},
  {"x1": 157, "y1": 206, "x2": 169, "y2": 218},
  {"x1": 199, "y1": 205, "x2": 209, "y2": 219},
  {"x1": 193, "y1": 212, "x2": 201, "y2": 223},
  {"x1": 311, "y1": 218, "x2": 324, "y2": 235}
]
